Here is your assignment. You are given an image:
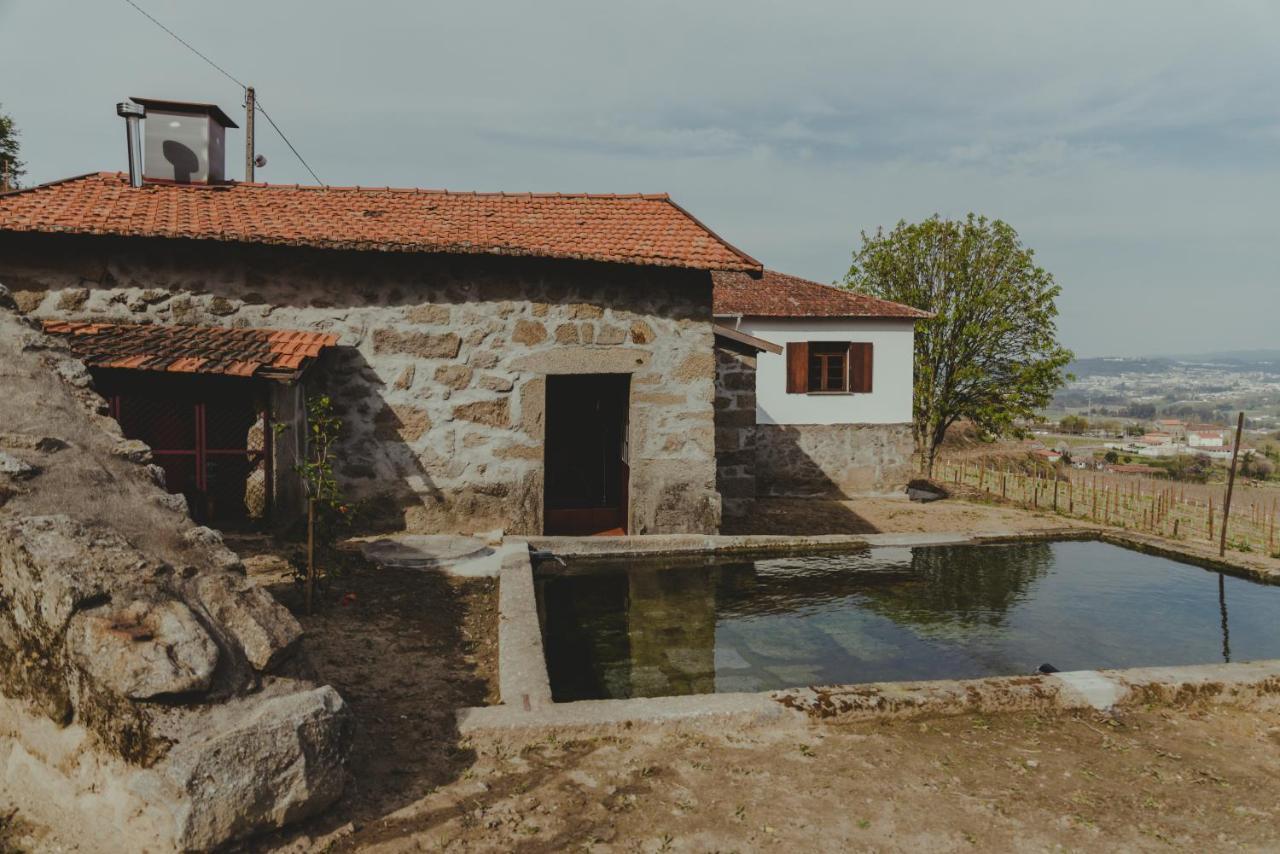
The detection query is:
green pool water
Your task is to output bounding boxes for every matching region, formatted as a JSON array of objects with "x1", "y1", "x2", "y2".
[{"x1": 535, "y1": 540, "x2": 1280, "y2": 701}]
